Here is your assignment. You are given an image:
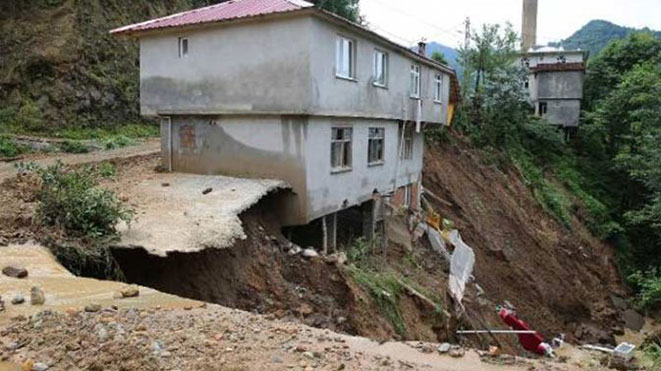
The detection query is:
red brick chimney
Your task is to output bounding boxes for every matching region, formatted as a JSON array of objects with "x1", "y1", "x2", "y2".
[{"x1": 417, "y1": 41, "x2": 427, "y2": 56}]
